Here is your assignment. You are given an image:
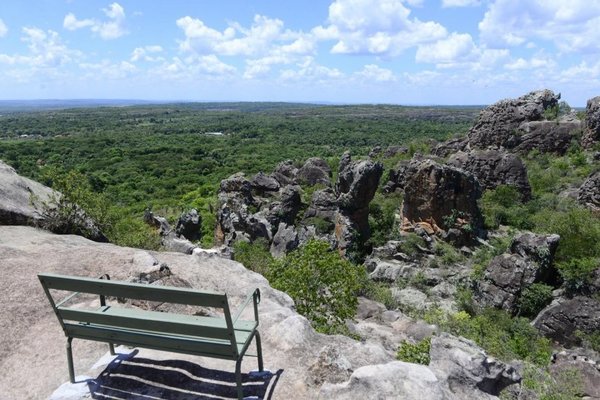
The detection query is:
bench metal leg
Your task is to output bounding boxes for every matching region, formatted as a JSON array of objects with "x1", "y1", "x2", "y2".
[
  {"x1": 255, "y1": 331, "x2": 264, "y2": 372},
  {"x1": 235, "y1": 358, "x2": 243, "y2": 400},
  {"x1": 66, "y1": 337, "x2": 75, "y2": 383},
  {"x1": 109, "y1": 343, "x2": 115, "y2": 355}
]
